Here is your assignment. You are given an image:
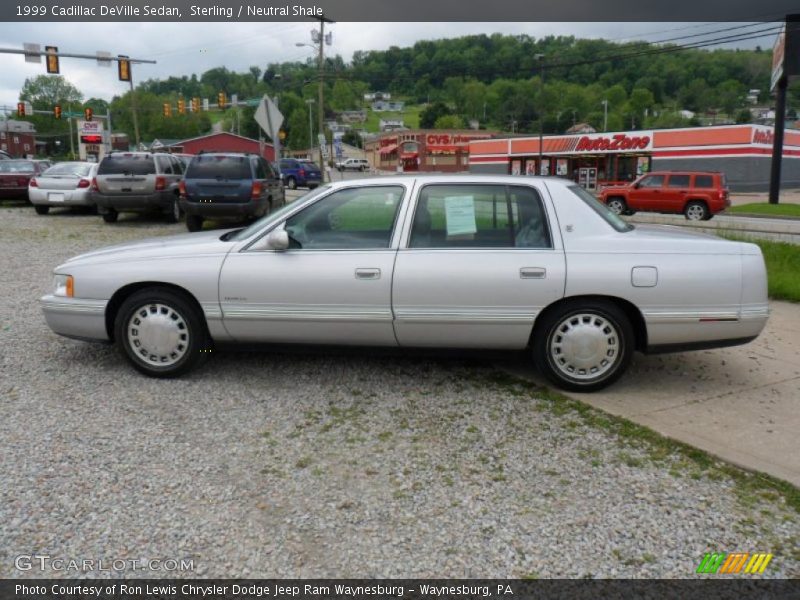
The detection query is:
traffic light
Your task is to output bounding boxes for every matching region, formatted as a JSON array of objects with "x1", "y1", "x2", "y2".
[
  {"x1": 45, "y1": 46, "x2": 59, "y2": 74},
  {"x1": 217, "y1": 91, "x2": 226, "y2": 109},
  {"x1": 17, "y1": 102, "x2": 25, "y2": 117},
  {"x1": 163, "y1": 103, "x2": 172, "y2": 117},
  {"x1": 84, "y1": 107, "x2": 93, "y2": 122},
  {"x1": 117, "y1": 55, "x2": 131, "y2": 82},
  {"x1": 177, "y1": 99, "x2": 186, "y2": 114},
  {"x1": 191, "y1": 97, "x2": 200, "y2": 113},
  {"x1": 54, "y1": 105, "x2": 62, "y2": 119}
]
